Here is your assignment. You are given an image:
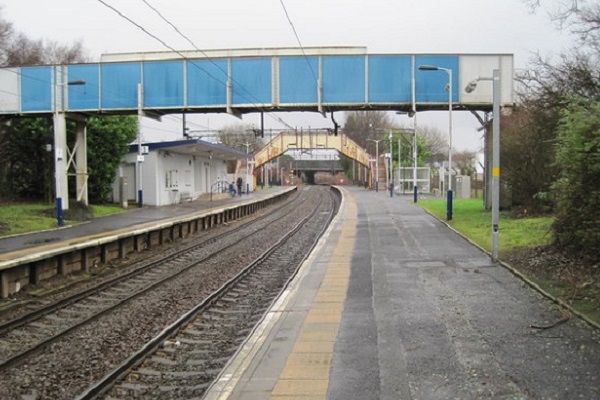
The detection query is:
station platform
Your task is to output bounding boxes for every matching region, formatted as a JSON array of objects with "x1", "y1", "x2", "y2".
[
  {"x1": 203, "y1": 186, "x2": 600, "y2": 400},
  {"x1": 0, "y1": 187, "x2": 292, "y2": 258}
]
